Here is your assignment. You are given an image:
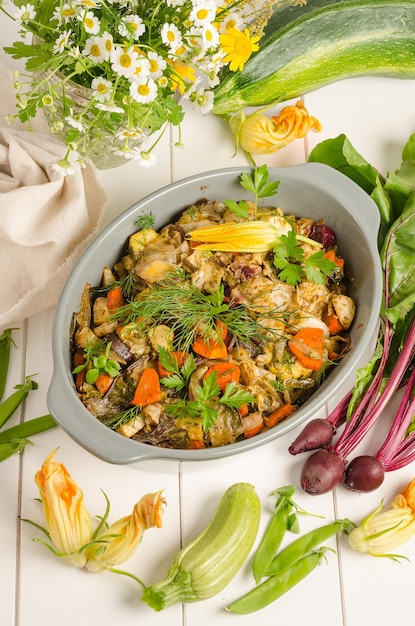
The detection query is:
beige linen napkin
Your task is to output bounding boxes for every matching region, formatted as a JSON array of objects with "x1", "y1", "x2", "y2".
[{"x1": 0, "y1": 63, "x2": 106, "y2": 328}]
